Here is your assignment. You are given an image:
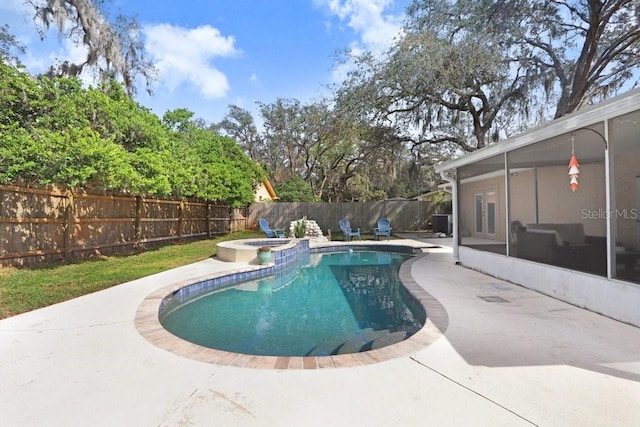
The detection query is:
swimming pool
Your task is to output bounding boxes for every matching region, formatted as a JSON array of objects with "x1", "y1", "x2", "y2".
[
  {"x1": 159, "y1": 251, "x2": 425, "y2": 357},
  {"x1": 135, "y1": 239, "x2": 448, "y2": 369}
]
